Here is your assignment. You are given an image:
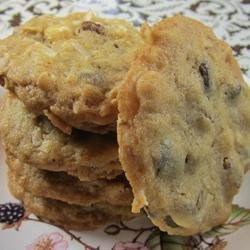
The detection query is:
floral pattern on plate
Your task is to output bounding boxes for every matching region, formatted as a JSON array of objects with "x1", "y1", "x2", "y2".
[
  {"x1": 0, "y1": 0, "x2": 250, "y2": 249},
  {"x1": 0, "y1": 202, "x2": 250, "y2": 249}
]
